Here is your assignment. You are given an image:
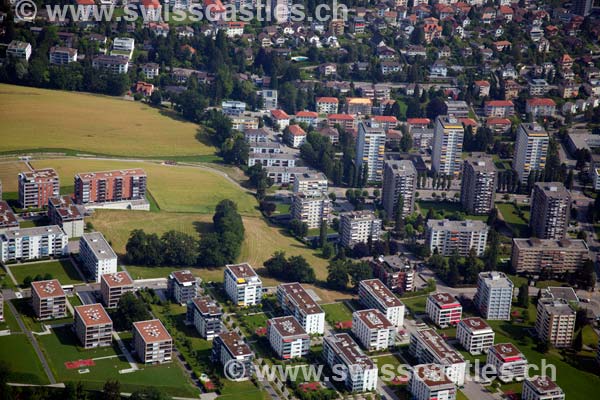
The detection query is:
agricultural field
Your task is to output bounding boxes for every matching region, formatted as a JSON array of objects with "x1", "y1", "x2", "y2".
[
  {"x1": 0, "y1": 160, "x2": 29, "y2": 192},
  {"x1": 8, "y1": 259, "x2": 84, "y2": 288},
  {"x1": 0, "y1": 83, "x2": 214, "y2": 158}
]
